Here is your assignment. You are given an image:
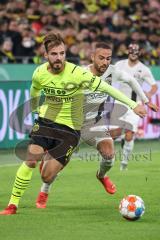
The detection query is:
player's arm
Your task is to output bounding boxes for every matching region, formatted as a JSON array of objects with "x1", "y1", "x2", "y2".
[
  {"x1": 95, "y1": 79, "x2": 146, "y2": 117},
  {"x1": 145, "y1": 84, "x2": 158, "y2": 100},
  {"x1": 118, "y1": 70, "x2": 159, "y2": 112},
  {"x1": 145, "y1": 83, "x2": 159, "y2": 112},
  {"x1": 85, "y1": 74, "x2": 146, "y2": 117},
  {"x1": 116, "y1": 70, "x2": 149, "y2": 104},
  {"x1": 30, "y1": 68, "x2": 42, "y2": 113},
  {"x1": 143, "y1": 68, "x2": 158, "y2": 100},
  {"x1": 77, "y1": 67, "x2": 146, "y2": 117},
  {"x1": 77, "y1": 68, "x2": 137, "y2": 109}
]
